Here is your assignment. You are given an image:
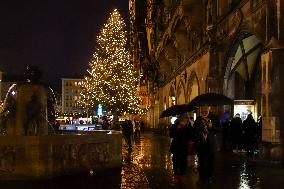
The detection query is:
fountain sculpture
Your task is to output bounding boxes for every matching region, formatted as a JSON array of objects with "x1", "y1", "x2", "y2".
[
  {"x1": 1, "y1": 65, "x2": 55, "y2": 136},
  {"x1": 0, "y1": 66, "x2": 122, "y2": 180}
]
